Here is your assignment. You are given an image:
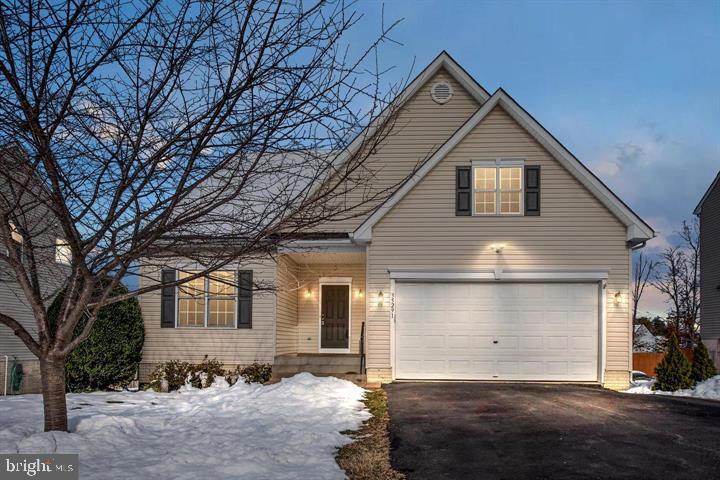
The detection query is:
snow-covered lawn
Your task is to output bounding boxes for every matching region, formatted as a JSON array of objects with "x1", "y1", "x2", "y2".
[
  {"x1": 624, "y1": 375, "x2": 720, "y2": 401},
  {"x1": 0, "y1": 373, "x2": 370, "y2": 480}
]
